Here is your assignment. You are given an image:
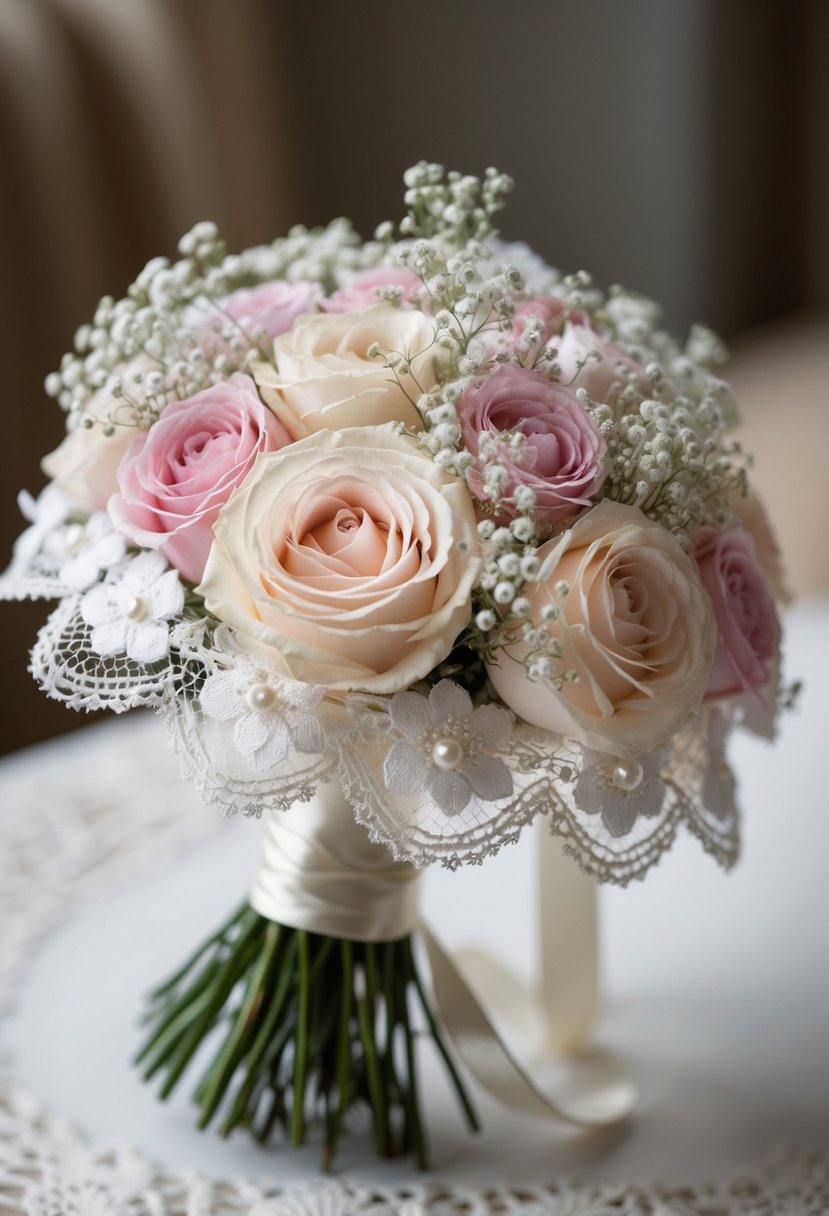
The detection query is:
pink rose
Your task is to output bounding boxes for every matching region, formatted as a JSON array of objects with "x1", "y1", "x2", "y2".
[
  {"x1": 457, "y1": 365, "x2": 607, "y2": 524},
  {"x1": 109, "y1": 374, "x2": 291, "y2": 582},
  {"x1": 729, "y1": 490, "x2": 791, "y2": 605},
  {"x1": 322, "y1": 266, "x2": 422, "y2": 312},
  {"x1": 218, "y1": 280, "x2": 323, "y2": 340},
  {"x1": 693, "y1": 525, "x2": 781, "y2": 703},
  {"x1": 556, "y1": 321, "x2": 649, "y2": 402}
]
